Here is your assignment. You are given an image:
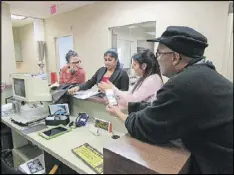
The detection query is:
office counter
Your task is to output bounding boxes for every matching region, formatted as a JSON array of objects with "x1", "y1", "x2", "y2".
[
  {"x1": 2, "y1": 115, "x2": 125, "y2": 174},
  {"x1": 70, "y1": 95, "x2": 128, "y2": 134},
  {"x1": 104, "y1": 135, "x2": 191, "y2": 174},
  {"x1": 1, "y1": 95, "x2": 191, "y2": 174},
  {"x1": 26, "y1": 123, "x2": 125, "y2": 174}
]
